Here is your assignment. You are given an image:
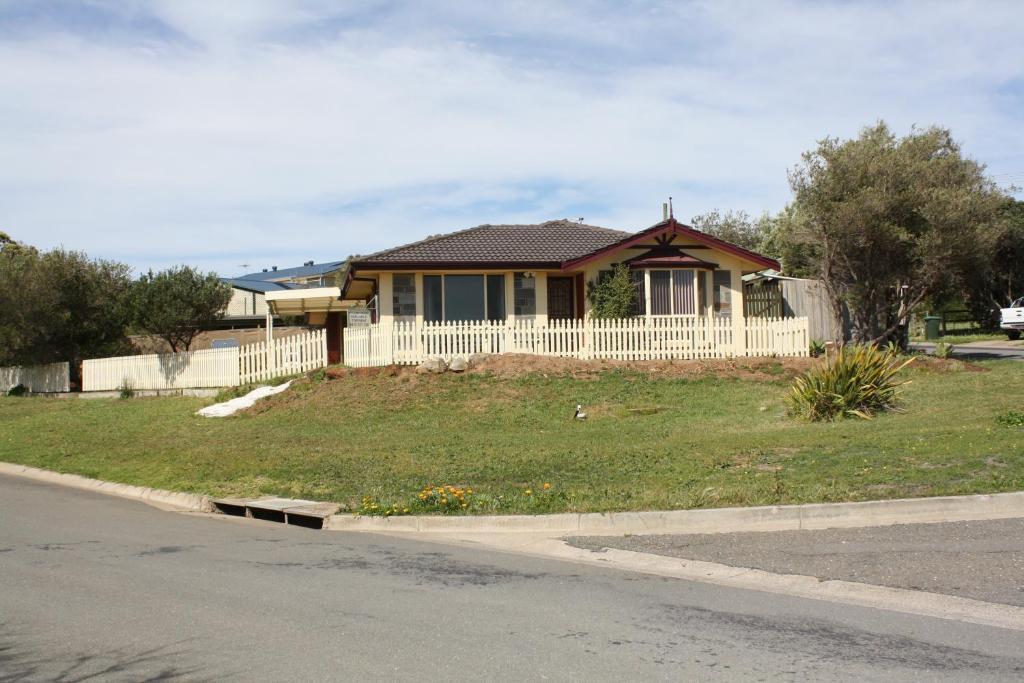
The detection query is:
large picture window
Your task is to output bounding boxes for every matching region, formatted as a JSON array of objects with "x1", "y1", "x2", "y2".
[
  {"x1": 421, "y1": 274, "x2": 507, "y2": 322},
  {"x1": 443, "y1": 275, "x2": 485, "y2": 322},
  {"x1": 486, "y1": 274, "x2": 506, "y2": 321},
  {"x1": 423, "y1": 275, "x2": 443, "y2": 322}
]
